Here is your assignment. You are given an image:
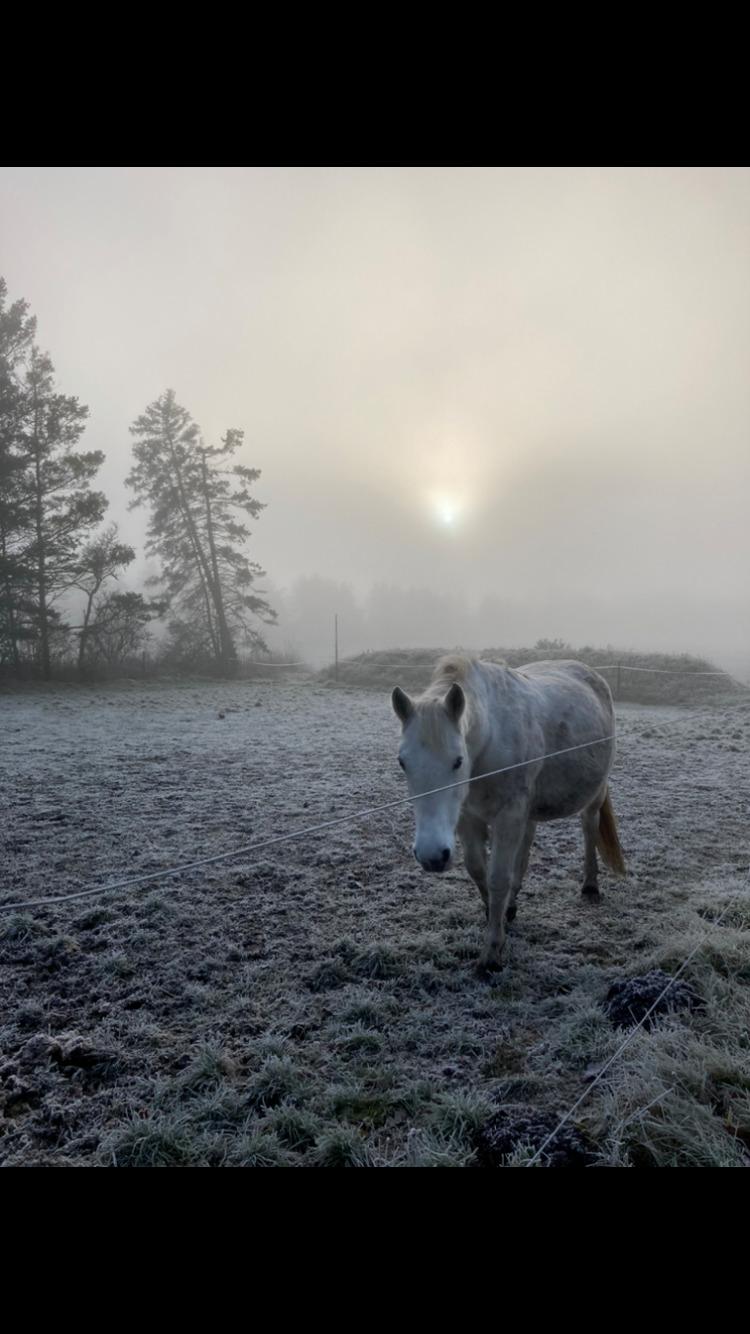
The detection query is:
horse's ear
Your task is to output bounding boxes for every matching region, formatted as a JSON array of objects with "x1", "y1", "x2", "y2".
[
  {"x1": 444, "y1": 682, "x2": 465, "y2": 723},
  {"x1": 392, "y1": 686, "x2": 414, "y2": 725}
]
